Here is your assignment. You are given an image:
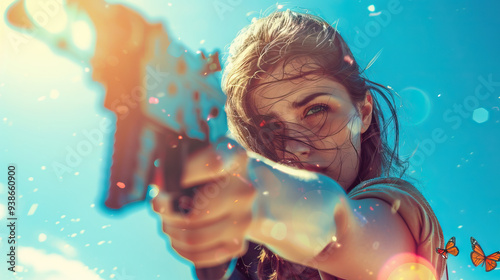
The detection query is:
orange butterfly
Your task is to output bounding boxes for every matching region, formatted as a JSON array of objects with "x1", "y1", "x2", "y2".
[
  {"x1": 436, "y1": 237, "x2": 459, "y2": 259},
  {"x1": 470, "y1": 237, "x2": 500, "y2": 272}
]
